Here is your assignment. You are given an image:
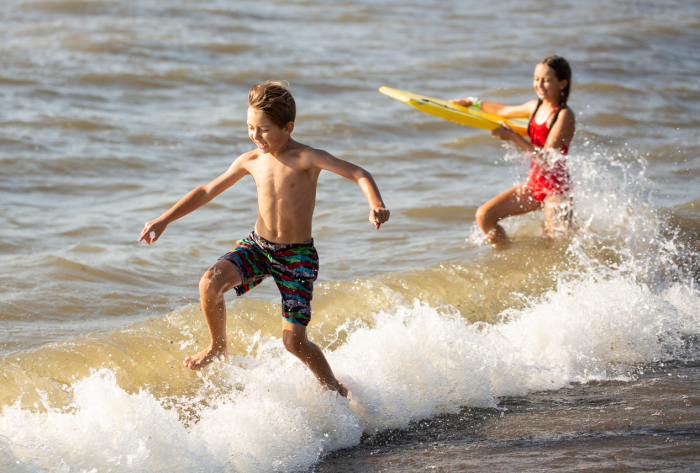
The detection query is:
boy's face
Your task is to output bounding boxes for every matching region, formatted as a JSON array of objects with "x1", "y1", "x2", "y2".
[{"x1": 247, "y1": 107, "x2": 293, "y2": 154}]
